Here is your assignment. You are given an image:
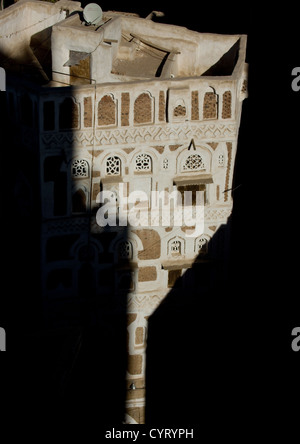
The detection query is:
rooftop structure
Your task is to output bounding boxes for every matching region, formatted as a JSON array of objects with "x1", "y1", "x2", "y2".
[{"x1": 0, "y1": 1, "x2": 246, "y2": 84}]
